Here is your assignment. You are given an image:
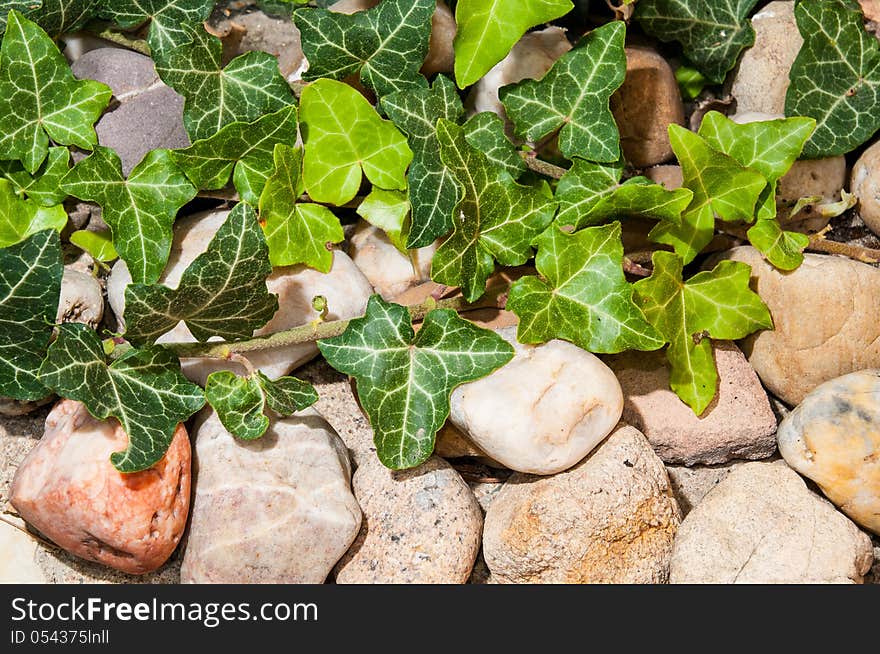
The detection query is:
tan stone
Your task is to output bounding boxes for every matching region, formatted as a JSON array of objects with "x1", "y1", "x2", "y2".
[
  {"x1": 348, "y1": 221, "x2": 435, "y2": 300},
  {"x1": 644, "y1": 164, "x2": 682, "y2": 190},
  {"x1": 422, "y1": 1, "x2": 456, "y2": 75},
  {"x1": 57, "y1": 266, "x2": 103, "y2": 329},
  {"x1": 0, "y1": 520, "x2": 46, "y2": 583},
  {"x1": 778, "y1": 157, "x2": 847, "y2": 230},
  {"x1": 851, "y1": 140, "x2": 880, "y2": 237}
]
